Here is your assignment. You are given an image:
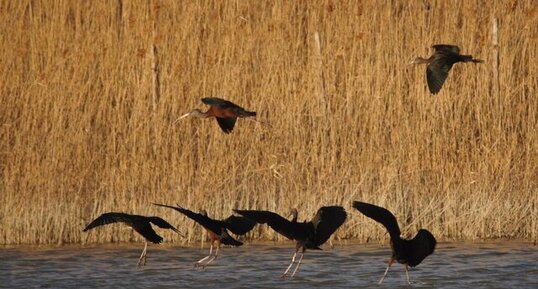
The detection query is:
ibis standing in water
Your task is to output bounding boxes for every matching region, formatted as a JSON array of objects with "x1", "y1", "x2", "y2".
[
  {"x1": 410, "y1": 44, "x2": 483, "y2": 94},
  {"x1": 83, "y1": 212, "x2": 183, "y2": 267},
  {"x1": 234, "y1": 206, "x2": 347, "y2": 278},
  {"x1": 153, "y1": 204, "x2": 256, "y2": 269},
  {"x1": 176, "y1": 97, "x2": 256, "y2": 134},
  {"x1": 352, "y1": 201, "x2": 436, "y2": 284}
]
